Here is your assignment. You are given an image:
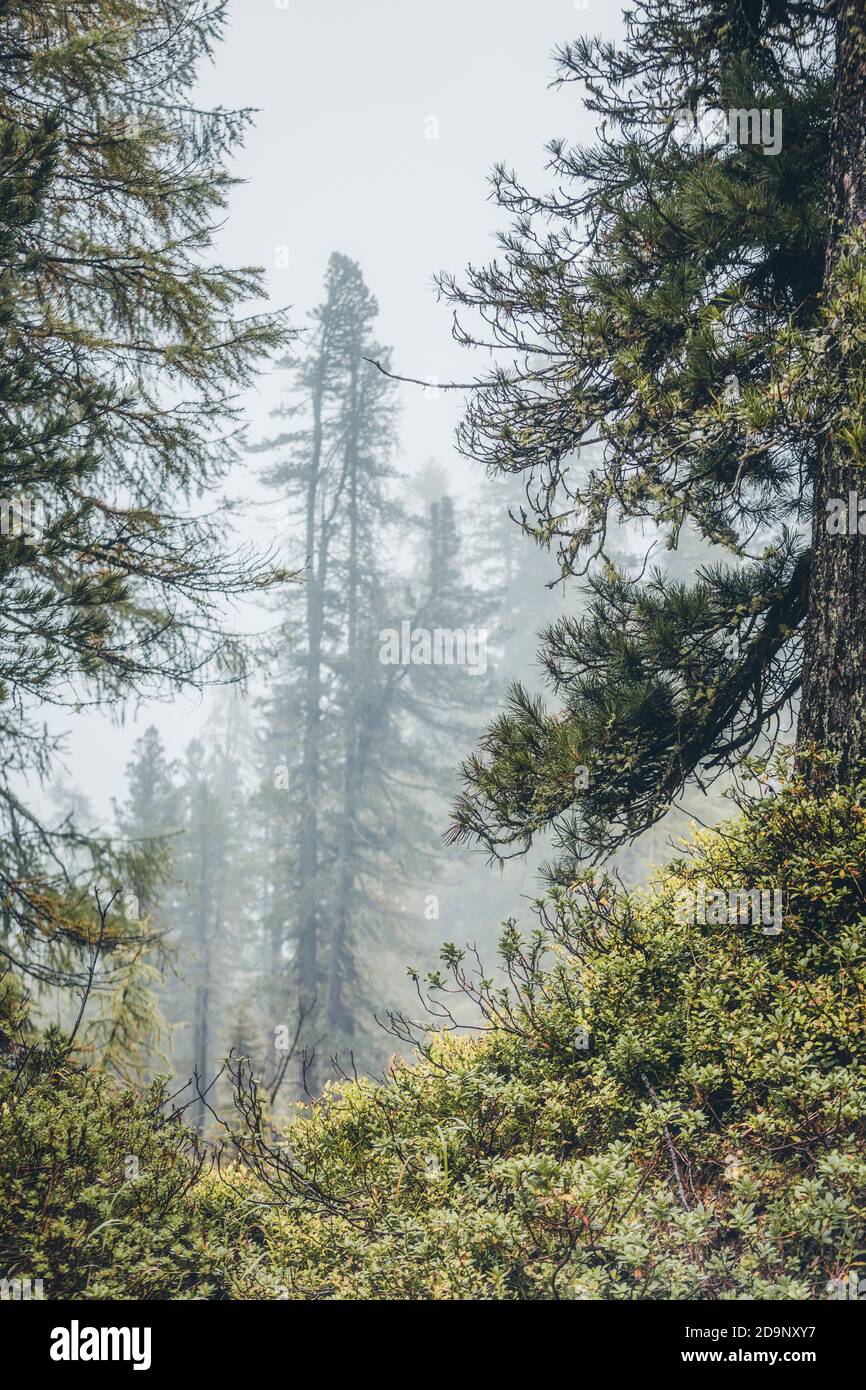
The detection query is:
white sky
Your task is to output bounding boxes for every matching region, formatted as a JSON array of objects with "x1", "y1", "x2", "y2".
[{"x1": 197, "y1": 0, "x2": 623, "y2": 478}]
